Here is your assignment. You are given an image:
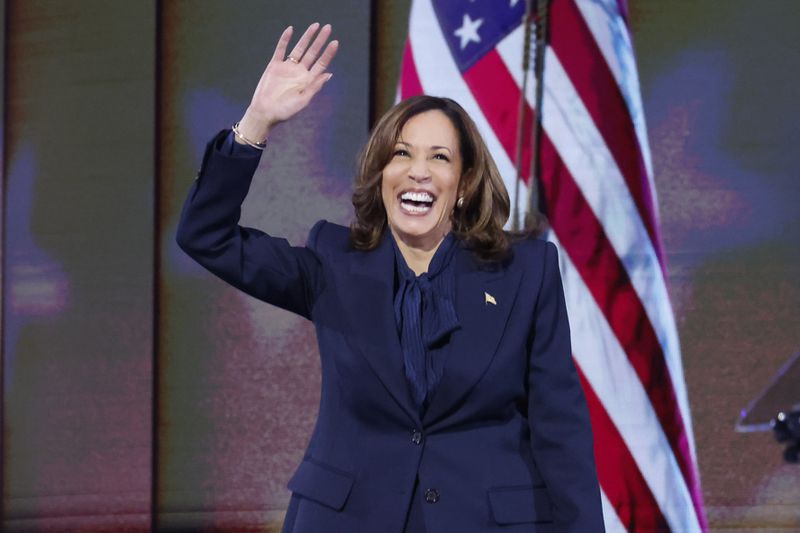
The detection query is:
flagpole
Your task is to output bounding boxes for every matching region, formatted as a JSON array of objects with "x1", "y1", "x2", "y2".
[
  {"x1": 526, "y1": 0, "x2": 550, "y2": 232},
  {"x1": 511, "y1": 1, "x2": 533, "y2": 231}
]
